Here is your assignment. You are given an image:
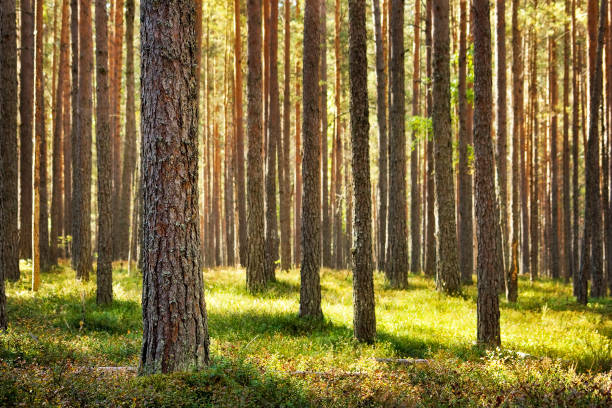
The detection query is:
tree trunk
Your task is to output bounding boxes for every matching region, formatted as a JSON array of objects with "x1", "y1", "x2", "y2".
[
  {"x1": 19, "y1": 0, "x2": 34, "y2": 261},
  {"x1": 234, "y1": 0, "x2": 247, "y2": 267},
  {"x1": 372, "y1": 0, "x2": 387, "y2": 273},
  {"x1": 321, "y1": 0, "x2": 331, "y2": 268},
  {"x1": 432, "y1": 0, "x2": 460, "y2": 294},
  {"x1": 549, "y1": 9, "x2": 560, "y2": 280},
  {"x1": 349, "y1": 0, "x2": 375, "y2": 343},
  {"x1": 410, "y1": 0, "x2": 422, "y2": 275},
  {"x1": 294, "y1": 0, "x2": 302, "y2": 267},
  {"x1": 300, "y1": 0, "x2": 322, "y2": 318},
  {"x1": 457, "y1": 0, "x2": 473, "y2": 284},
  {"x1": 563, "y1": 0, "x2": 572, "y2": 282},
  {"x1": 213, "y1": 118, "x2": 221, "y2": 266},
  {"x1": 279, "y1": 0, "x2": 292, "y2": 271},
  {"x1": 424, "y1": 0, "x2": 436, "y2": 278},
  {"x1": 334, "y1": 0, "x2": 343, "y2": 270},
  {"x1": 73, "y1": 0, "x2": 93, "y2": 280},
  {"x1": 139, "y1": 0, "x2": 210, "y2": 374},
  {"x1": 246, "y1": 0, "x2": 266, "y2": 291},
  {"x1": 529, "y1": 27, "x2": 539, "y2": 281},
  {"x1": 1, "y1": 0, "x2": 19, "y2": 288},
  {"x1": 95, "y1": 0, "x2": 112, "y2": 305},
  {"x1": 473, "y1": 0, "x2": 501, "y2": 346},
  {"x1": 571, "y1": 0, "x2": 579, "y2": 287},
  {"x1": 265, "y1": 0, "x2": 280, "y2": 281},
  {"x1": 387, "y1": 0, "x2": 408, "y2": 288}
]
